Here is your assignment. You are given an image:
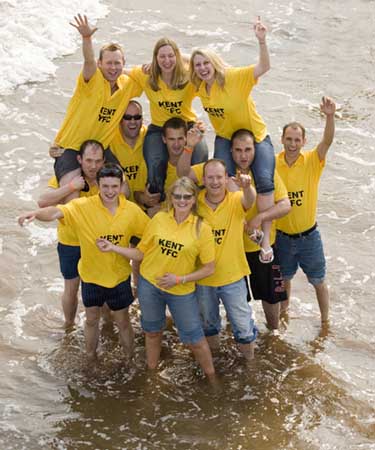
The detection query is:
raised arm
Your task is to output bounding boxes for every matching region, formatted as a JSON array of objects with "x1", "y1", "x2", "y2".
[
  {"x1": 176, "y1": 127, "x2": 202, "y2": 181},
  {"x1": 18, "y1": 206, "x2": 63, "y2": 226},
  {"x1": 253, "y1": 16, "x2": 270, "y2": 80},
  {"x1": 38, "y1": 175, "x2": 85, "y2": 208},
  {"x1": 236, "y1": 174, "x2": 256, "y2": 210},
  {"x1": 69, "y1": 14, "x2": 98, "y2": 82},
  {"x1": 317, "y1": 96, "x2": 336, "y2": 161}
]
